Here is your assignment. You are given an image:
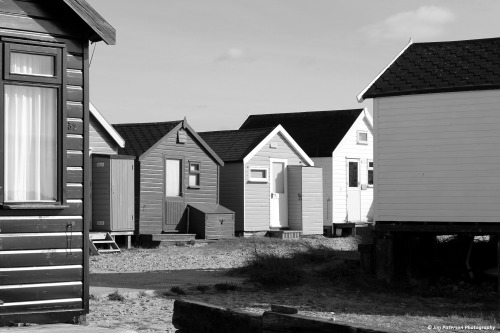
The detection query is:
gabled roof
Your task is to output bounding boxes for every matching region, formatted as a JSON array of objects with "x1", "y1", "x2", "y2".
[
  {"x1": 113, "y1": 119, "x2": 223, "y2": 165},
  {"x1": 62, "y1": 0, "x2": 116, "y2": 45},
  {"x1": 200, "y1": 128, "x2": 274, "y2": 162},
  {"x1": 200, "y1": 125, "x2": 314, "y2": 166},
  {"x1": 89, "y1": 103, "x2": 124, "y2": 148},
  {"x1": 239, "y1": 109, "x2": 365, "y2": 157},
  {"x1": 358, "y1": 37, "x2": 500, "y2": 102}
]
